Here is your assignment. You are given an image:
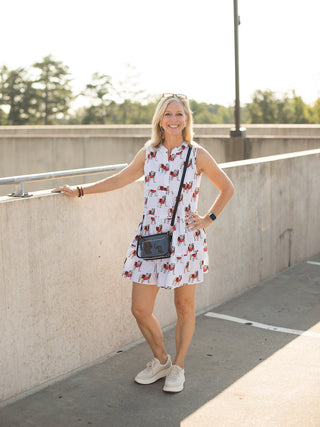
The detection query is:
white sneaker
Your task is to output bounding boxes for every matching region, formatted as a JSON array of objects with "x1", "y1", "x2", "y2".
[
  {"x1": 135, "y1": 355, "x2": 172, "y2": 384},
  {"x1": 163, "y1": 365, "x2": 185, "y2": 393}
]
